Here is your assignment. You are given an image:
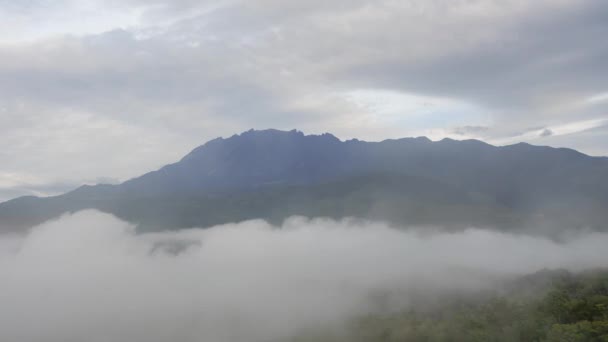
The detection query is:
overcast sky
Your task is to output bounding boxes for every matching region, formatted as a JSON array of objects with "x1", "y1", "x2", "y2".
[{"x1": 1, "y1": 0, "x2": 607, "y2": 201}]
